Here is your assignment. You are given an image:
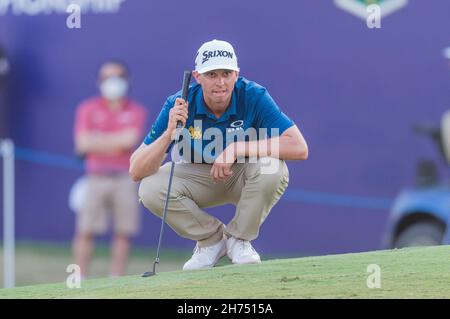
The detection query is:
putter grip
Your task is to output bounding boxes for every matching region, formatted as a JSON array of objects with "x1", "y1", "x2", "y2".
[{"x1": 177, "y1": 70, "x2": 192, "y2": 129}]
